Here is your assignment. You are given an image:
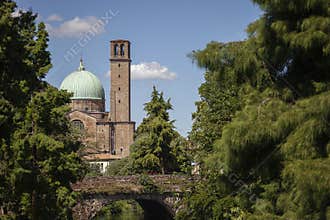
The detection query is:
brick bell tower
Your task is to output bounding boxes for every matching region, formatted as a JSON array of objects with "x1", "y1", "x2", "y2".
[
  {"x1": 110, "y1": 40, "x2": 131, "y2": 121},
  {"x1": 109, "y1": 40, "x2": 135, "y2": 157}
]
